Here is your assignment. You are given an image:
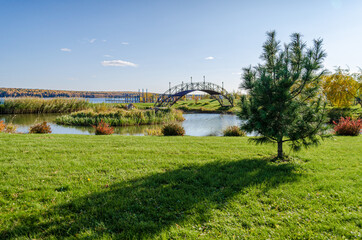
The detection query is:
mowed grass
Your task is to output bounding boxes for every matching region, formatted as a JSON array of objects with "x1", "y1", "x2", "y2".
[
  {"x1": 0, "y1": 134, "x2": 361, "y2": 239},
  {"x1": 172, "y1": 99, "x2": 239, "y2": 113}
]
